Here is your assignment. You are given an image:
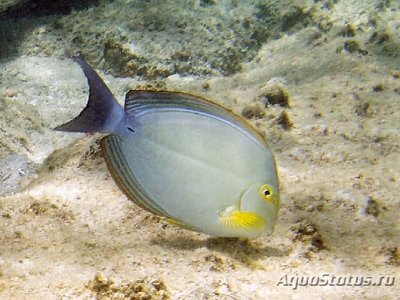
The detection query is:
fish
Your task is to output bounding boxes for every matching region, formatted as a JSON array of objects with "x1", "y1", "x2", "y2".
[{"x1": 56, "y1": 57, "x2": 280, "y2": 238}]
